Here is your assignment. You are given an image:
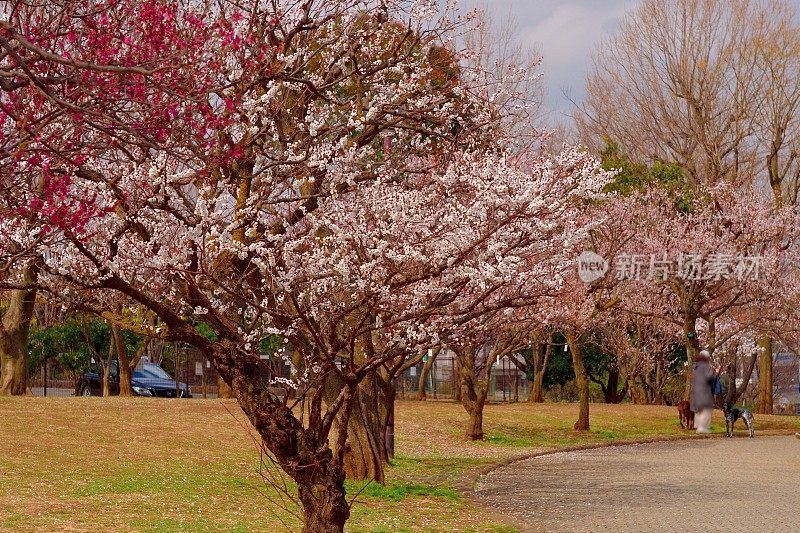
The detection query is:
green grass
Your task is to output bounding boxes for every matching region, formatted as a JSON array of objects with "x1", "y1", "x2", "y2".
[
  {"x1": 129, "y1": 518, "x2": 249, "y2": 533},
  {"x1": 483, "y1": 434, "x2": 534, "y2": 447},
  {"x1": 71, "y1": 473, "x2": 194, "y2": 497},
  {"x1": 347, "y1": 480, "x2": 460, "y2": 502},
  {"x1": 2, "y1": 512, "x2": 26, "y2": 529}
]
